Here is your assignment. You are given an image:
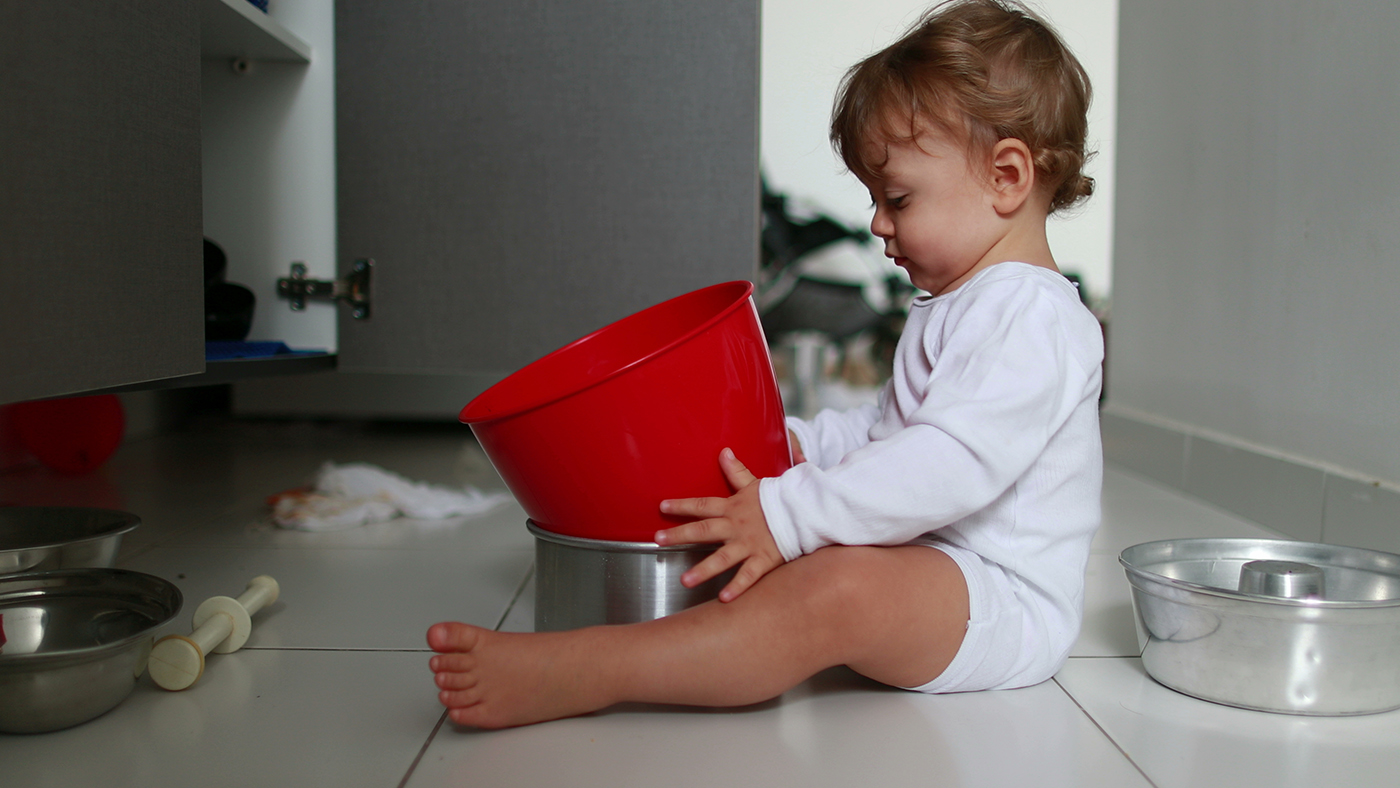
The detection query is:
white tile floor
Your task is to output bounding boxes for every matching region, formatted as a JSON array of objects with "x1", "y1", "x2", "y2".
[{"x1": 3, "y1": 418, "x2": 1398, "y2": 787}]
